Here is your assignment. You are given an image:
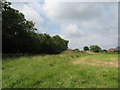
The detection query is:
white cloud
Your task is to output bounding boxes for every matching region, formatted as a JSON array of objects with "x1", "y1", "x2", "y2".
[
  {"x1": 11, "y1": 2, "x2": 118, "y2": 49},
  {"x1": 8, "y1": 0, "x2": 119, "y2": 2},
  {"x1": 11, "y1": 2, "x2": 44, "y2": 30},
  {"x1": 43, "y1": 2, "x2": 106, "y2": 23},
  {"x1": 47, "y1": 2, "x2": 118, "y2": 49},
  {"x1": 21, "y1": 4, "x2": 44, "y2": 23},
  {"x1": 61, "y1": 24, "x2": 78, "y2": 35}
]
